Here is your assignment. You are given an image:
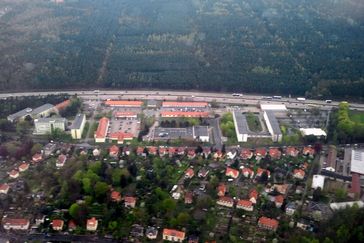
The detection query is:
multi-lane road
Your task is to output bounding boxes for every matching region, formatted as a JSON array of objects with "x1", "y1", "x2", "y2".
[{"x1": 1, "y1": 90, "x2": 364, "y2": 111}]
